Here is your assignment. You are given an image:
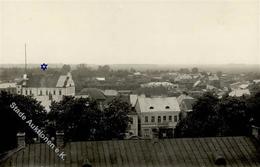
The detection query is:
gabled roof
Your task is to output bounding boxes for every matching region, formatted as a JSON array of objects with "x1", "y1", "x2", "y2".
[
  {"x1": 56, "y1": 75, "x2": 68, "y2": 87},
  {"x1": 3, "y1": 137, "x2": 260, "y2": 167},
  {"x1": 137, "y1": 96, "x2": 180, "y2": 112}
]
